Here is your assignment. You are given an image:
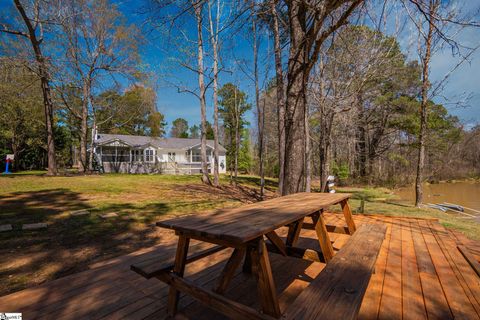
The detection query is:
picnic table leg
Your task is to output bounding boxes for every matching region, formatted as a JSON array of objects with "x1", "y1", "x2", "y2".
[
  {"x1": 215, "y1": 248, "x2": 246, "y2": 294},
  {"x1": 340, "y1": 199, "x2": 357, "y2": 234},
  {"x1": 286, "y1": 217, "x2": 304, "y2": 247},
  {"x1": 167, "y1": 234, "x2": 190, "y2": 317},
  {"x1": 250, "y1": 238, "x2": 281, "y2": 318},
  {"x1": 243, "y1": 247, "x2": 252, "y2": 273},
  {"x1": 312, "y1": 211, "x2": 334, "y2": 262}
]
